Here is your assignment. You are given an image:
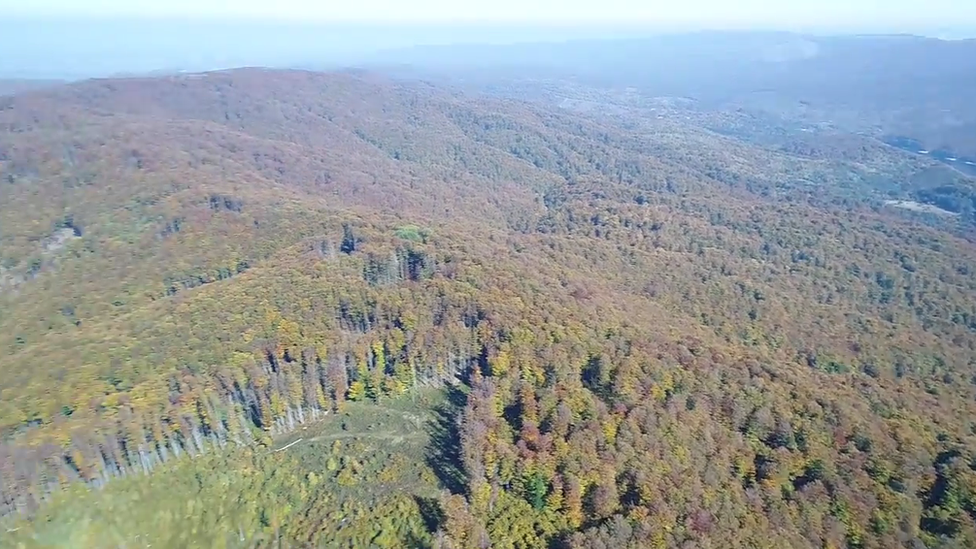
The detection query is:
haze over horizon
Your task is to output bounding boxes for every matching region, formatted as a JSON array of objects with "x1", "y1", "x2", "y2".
[
  {"x1": 0, "y1": 0, "x2": 974, "y2": 80},
  {"x1": 4, "y1": 0, "x2": 976, "y2": 30}
]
